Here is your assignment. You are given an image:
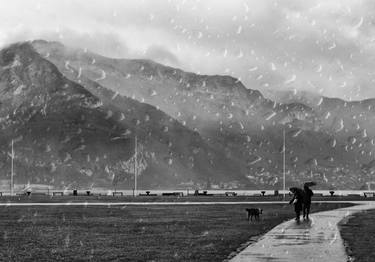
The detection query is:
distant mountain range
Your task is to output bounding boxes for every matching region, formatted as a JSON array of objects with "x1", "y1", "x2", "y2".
[{"x1": 0, "y1": 40, "x2": 374, "y2": 190}]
